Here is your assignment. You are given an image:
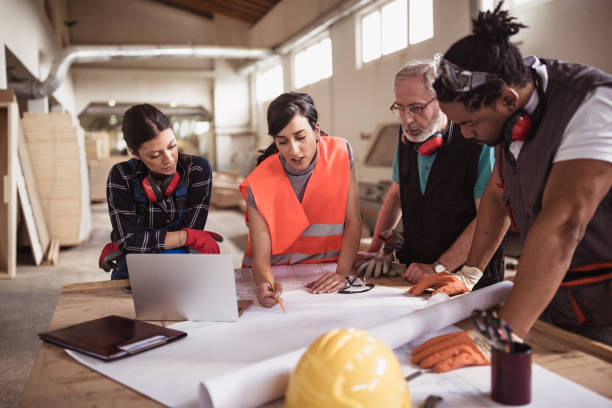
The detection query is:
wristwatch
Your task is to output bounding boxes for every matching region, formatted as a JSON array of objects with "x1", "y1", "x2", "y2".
[{"x1": 433, "y1": 262, "x2": 446, "y2": 274}]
